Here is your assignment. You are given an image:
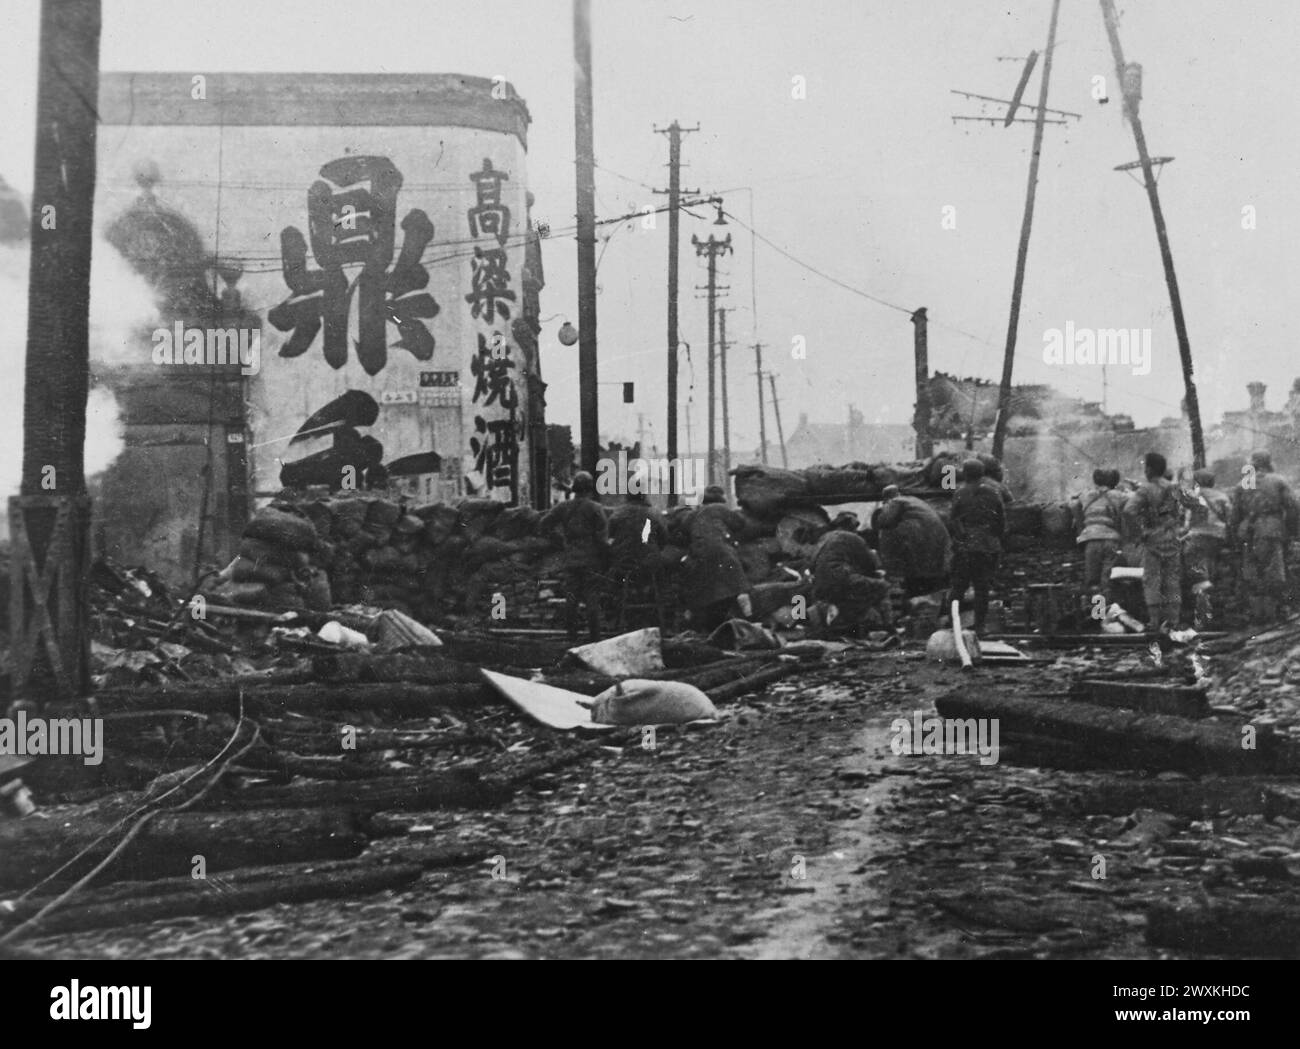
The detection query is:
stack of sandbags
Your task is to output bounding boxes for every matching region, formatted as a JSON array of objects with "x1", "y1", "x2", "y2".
[
  {"x1": 217, "y1": 495, "x2": 561, "y2": 623},
  {"x1": 221, "y1": 506, "x2": 325, "y2": 611}
]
